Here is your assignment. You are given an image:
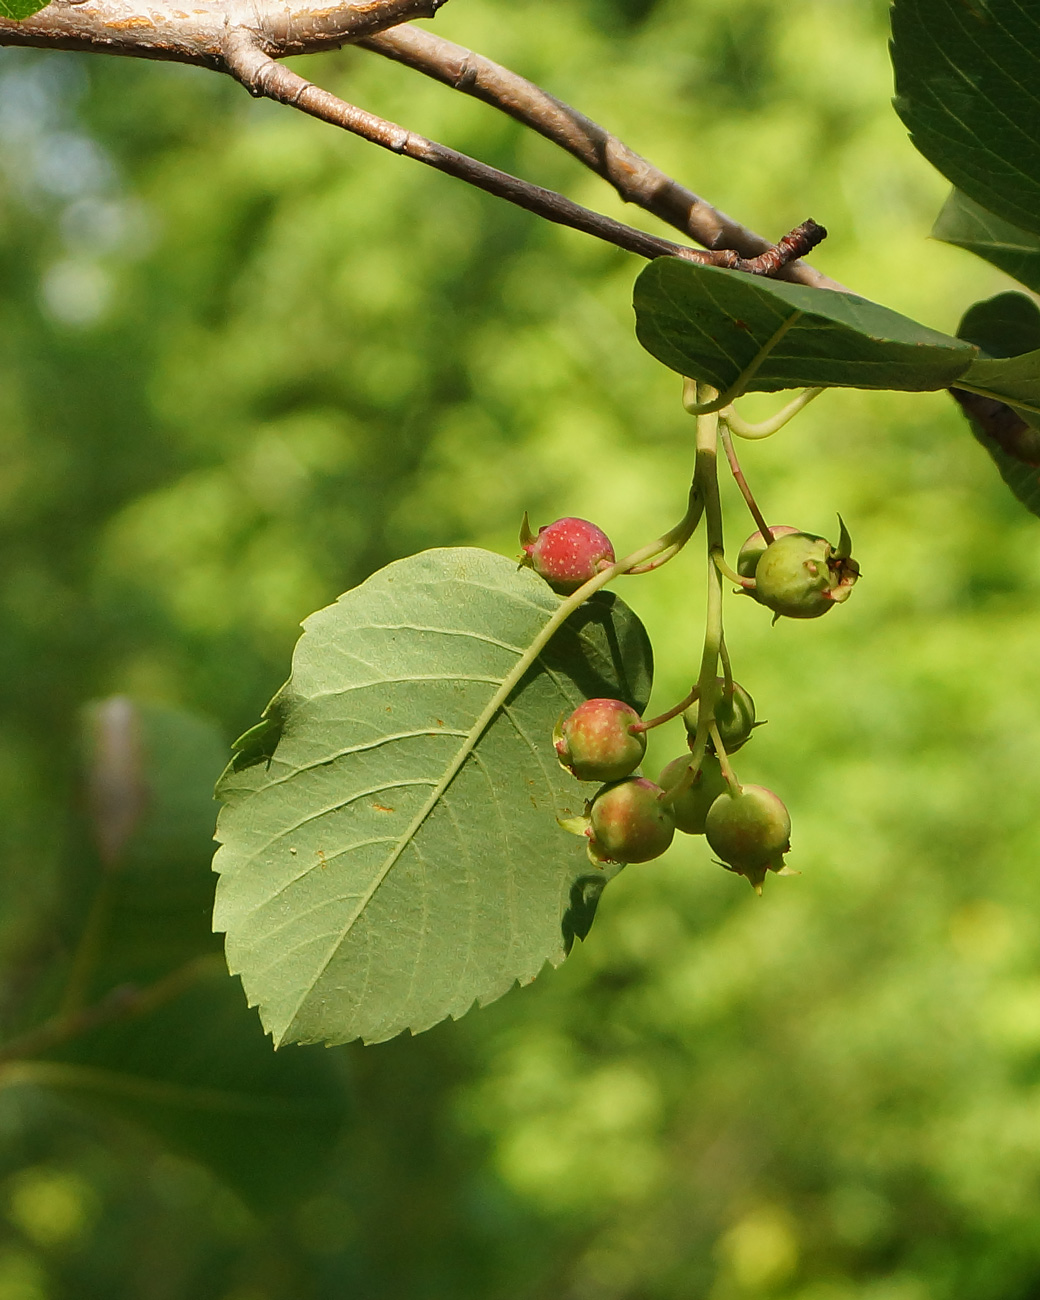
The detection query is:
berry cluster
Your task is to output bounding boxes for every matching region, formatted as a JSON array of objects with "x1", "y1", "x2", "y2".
[{"x1": 521, "y1": 506, "x2": 859, "y2": 892}]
